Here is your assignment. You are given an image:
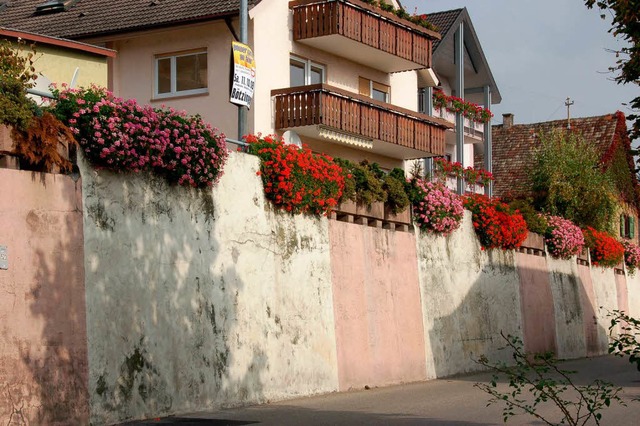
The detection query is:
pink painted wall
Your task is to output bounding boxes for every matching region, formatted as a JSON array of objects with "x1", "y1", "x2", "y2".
[
  {"x1": 329, "y1": 221, "x2": 426, "y2": 390},
  {"x1": 516, "y1": 253, "x2": 557, "y2": 355},
  {"x1": 578, "y1": 264, "x2": 601, "y2": 356},
  {"x1": 615, "y1": 273, "x2": 630, "y2": 336},
  {"x1": 0, "y1": 169, "x2": 88, "y2": 424}
]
